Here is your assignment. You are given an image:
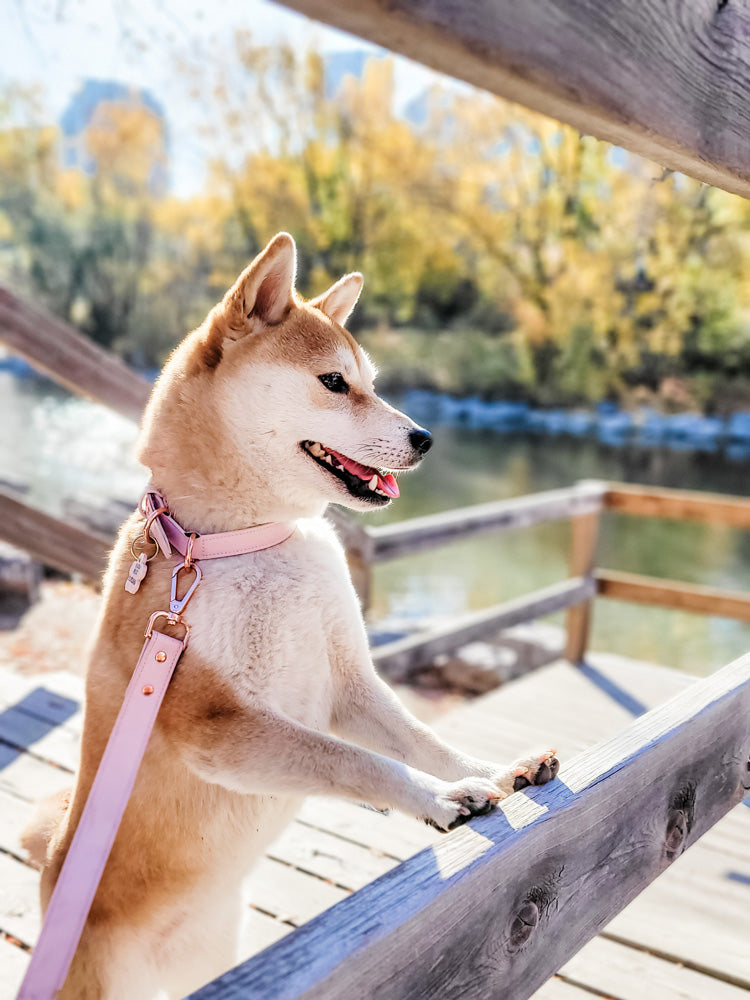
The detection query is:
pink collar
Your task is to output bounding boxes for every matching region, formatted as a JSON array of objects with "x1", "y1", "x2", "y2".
[{"x1": 141, "y1": 490, "x2": 296, "y2": 560}]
